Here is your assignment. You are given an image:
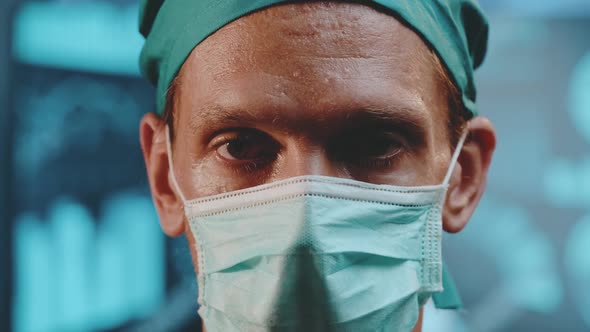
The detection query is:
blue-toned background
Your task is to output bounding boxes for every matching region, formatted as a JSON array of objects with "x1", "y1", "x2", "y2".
[{"x1": 0, "y1": 1, "x2": 588, "y2": 331}]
